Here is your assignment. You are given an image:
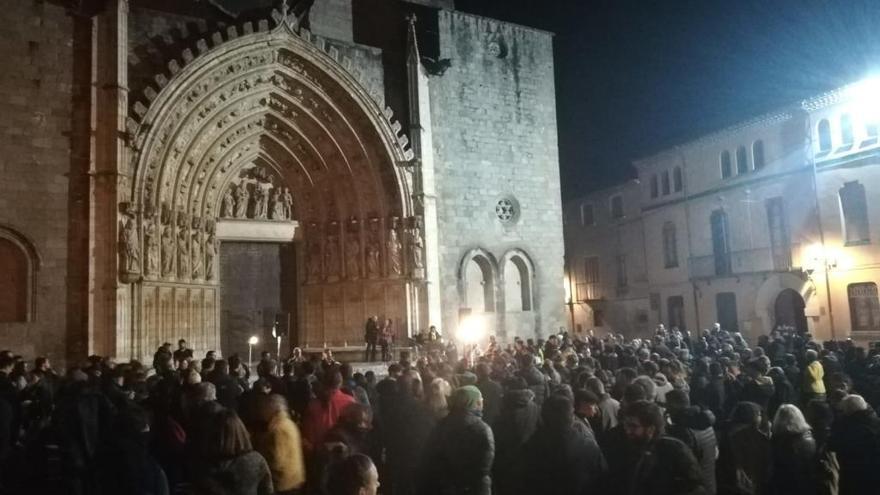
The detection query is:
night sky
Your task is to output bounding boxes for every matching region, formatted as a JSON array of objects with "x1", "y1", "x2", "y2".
[{"x1": 456, "y1": 0, "x2": 880, "y2": 201}]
